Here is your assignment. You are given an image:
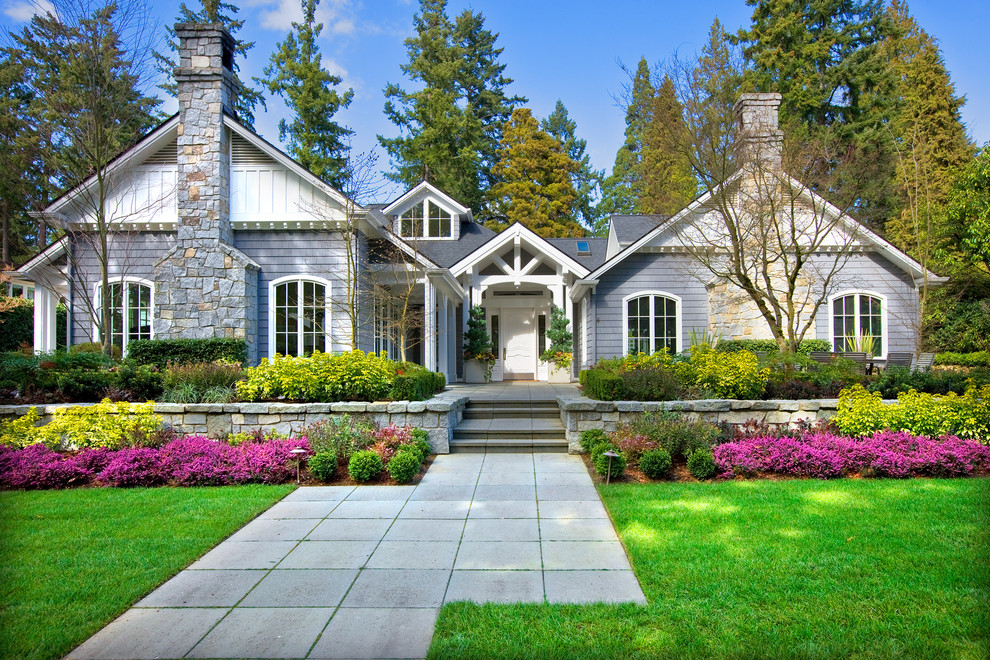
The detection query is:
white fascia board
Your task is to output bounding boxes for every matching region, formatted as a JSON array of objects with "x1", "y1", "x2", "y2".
[
  {"x1": 223, "y1": 117, "x2": 358, "y2": 212},
  {"x1": 15, "y1": 237, "x2": 68, "y2": 277},
  {"x1": 47, "y1": 117, "x2": 181, "y2": 217},
  {"x1": 449, "y1": 222, "x2": 590, "y2": 278},
  {"x1": 382, "y1": 181, "x2": 471, "y2": 218},
  {"x1": 427, "y1": 268, "x2": 466, "y2": 301}
]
